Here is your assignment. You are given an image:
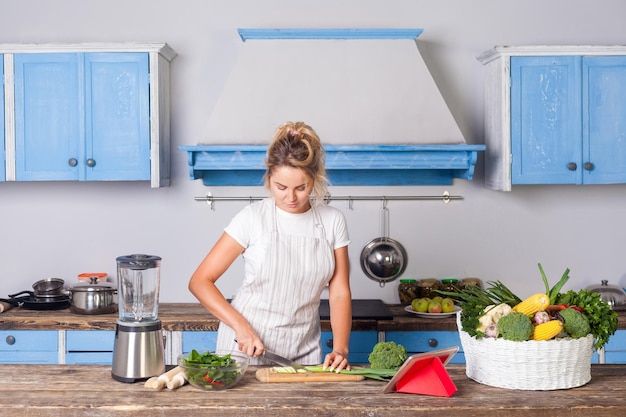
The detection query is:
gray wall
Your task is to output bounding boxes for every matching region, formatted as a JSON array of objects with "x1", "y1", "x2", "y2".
[{"x1": 1, "y1": 0, "x2": 626, "y2": 304}]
